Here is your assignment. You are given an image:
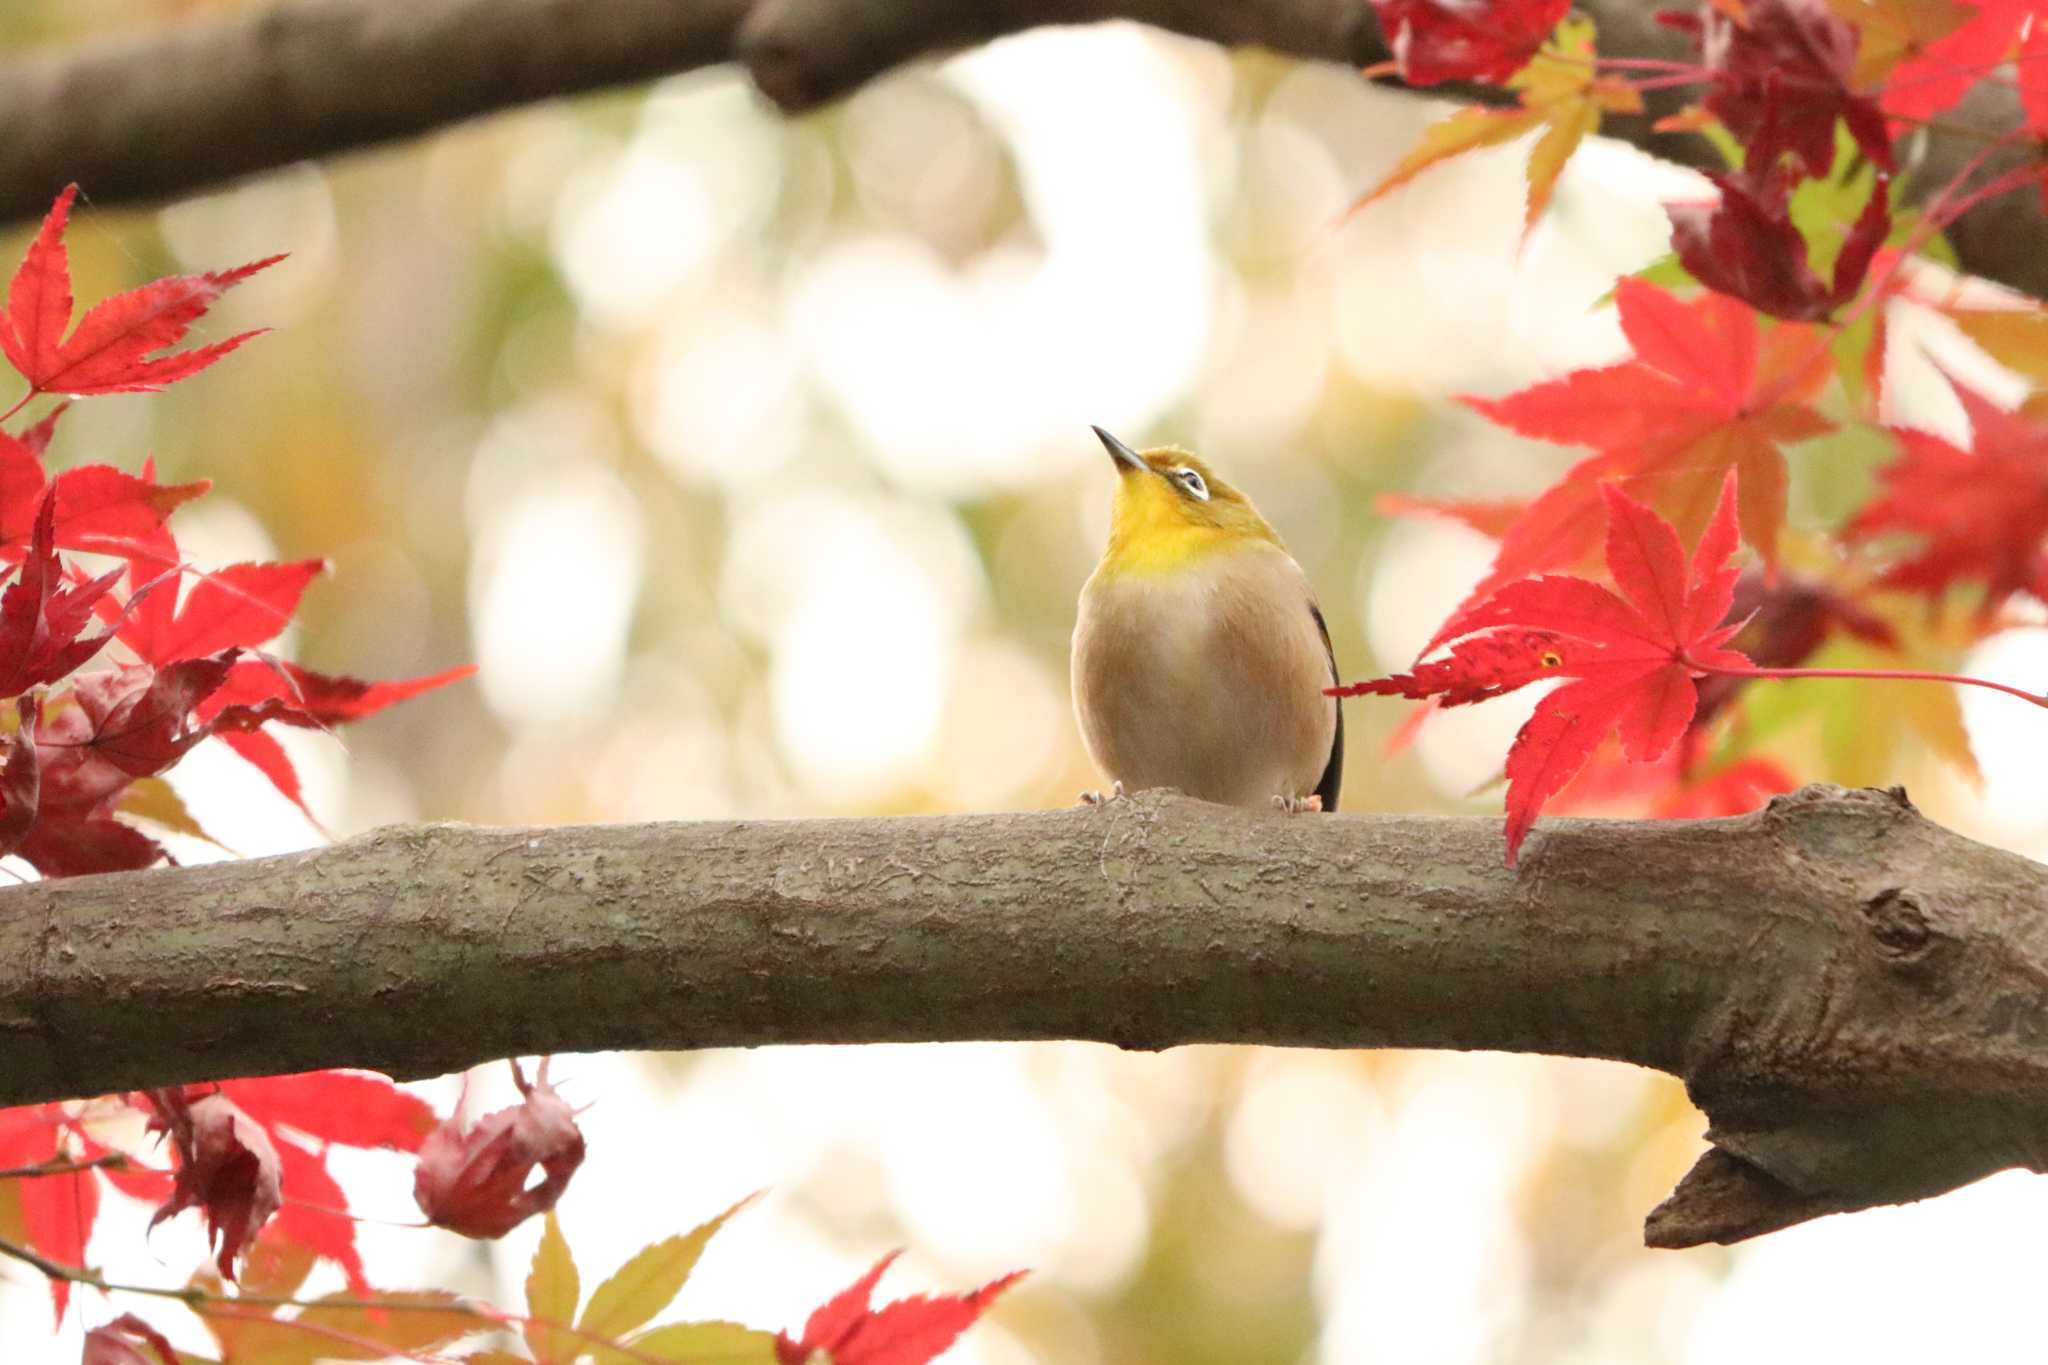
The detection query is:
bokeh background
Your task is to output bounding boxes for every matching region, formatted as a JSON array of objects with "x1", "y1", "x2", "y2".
[{"x1": 5, "y1": 3, "x2": 2048, "y2": 1362}]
